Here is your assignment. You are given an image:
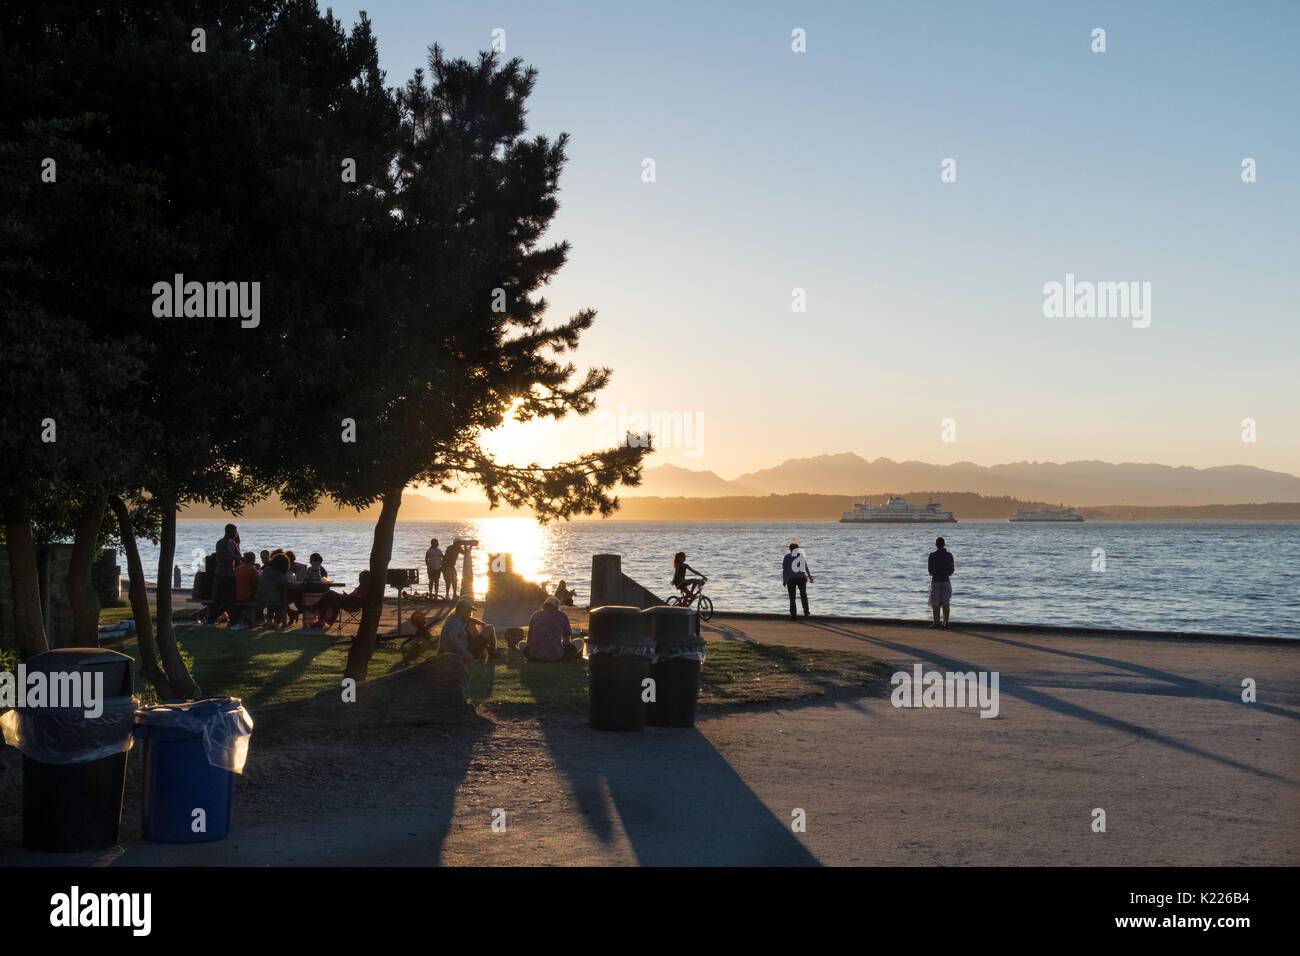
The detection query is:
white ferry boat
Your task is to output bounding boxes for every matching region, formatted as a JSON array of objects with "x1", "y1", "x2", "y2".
[
  {"x1": 840, "y1": 496, "x2": 957, "y2": 524},
  {"x1": 1009, "y1": 507, "x2": 1084, "y2": 522}
]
